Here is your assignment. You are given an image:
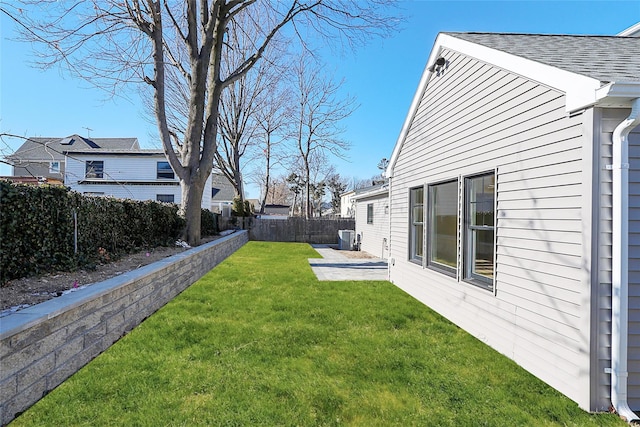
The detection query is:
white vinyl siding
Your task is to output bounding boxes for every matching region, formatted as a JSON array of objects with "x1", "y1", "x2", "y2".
[
  {"x1": 388, "y1": 49, "x2": 593, "y2": 409},
  {"x1": 595, "y1": 110, "x2": 640, "y2": 411},
  {"x1": 65, "y1": 155, "x2": 212, "y2": 209},
  {"x1": 598, "y1": 110, "x2": 640, "y2": 409},
  {"x1": 355, "y1": 192, "x2": 389, "y2": 259}
]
